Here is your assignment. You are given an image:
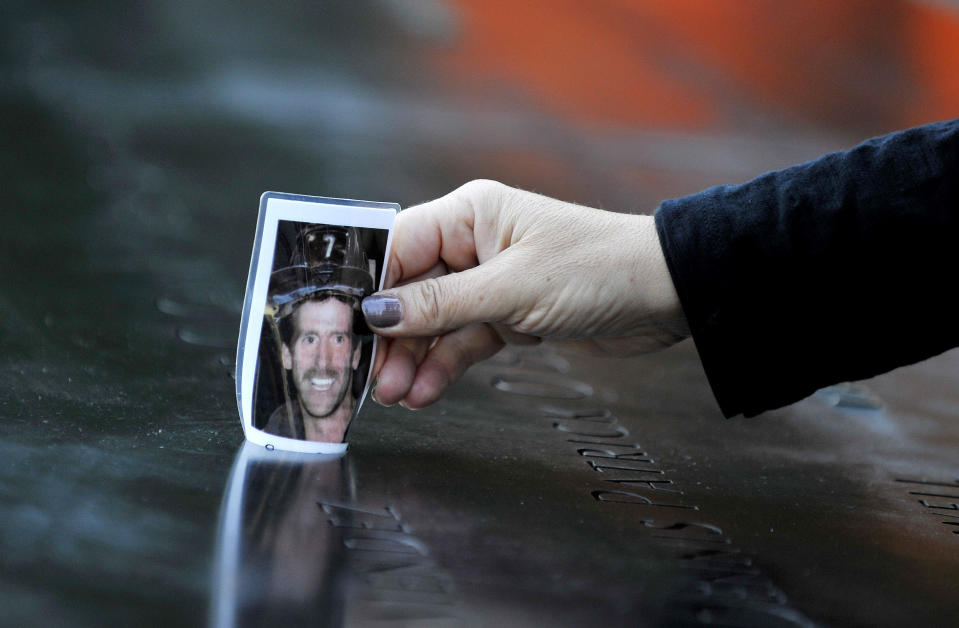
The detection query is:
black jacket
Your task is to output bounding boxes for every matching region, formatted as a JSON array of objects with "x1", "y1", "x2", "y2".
[{"x1": 655, "y1": 119, "x2": 959, "y2": 417}]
